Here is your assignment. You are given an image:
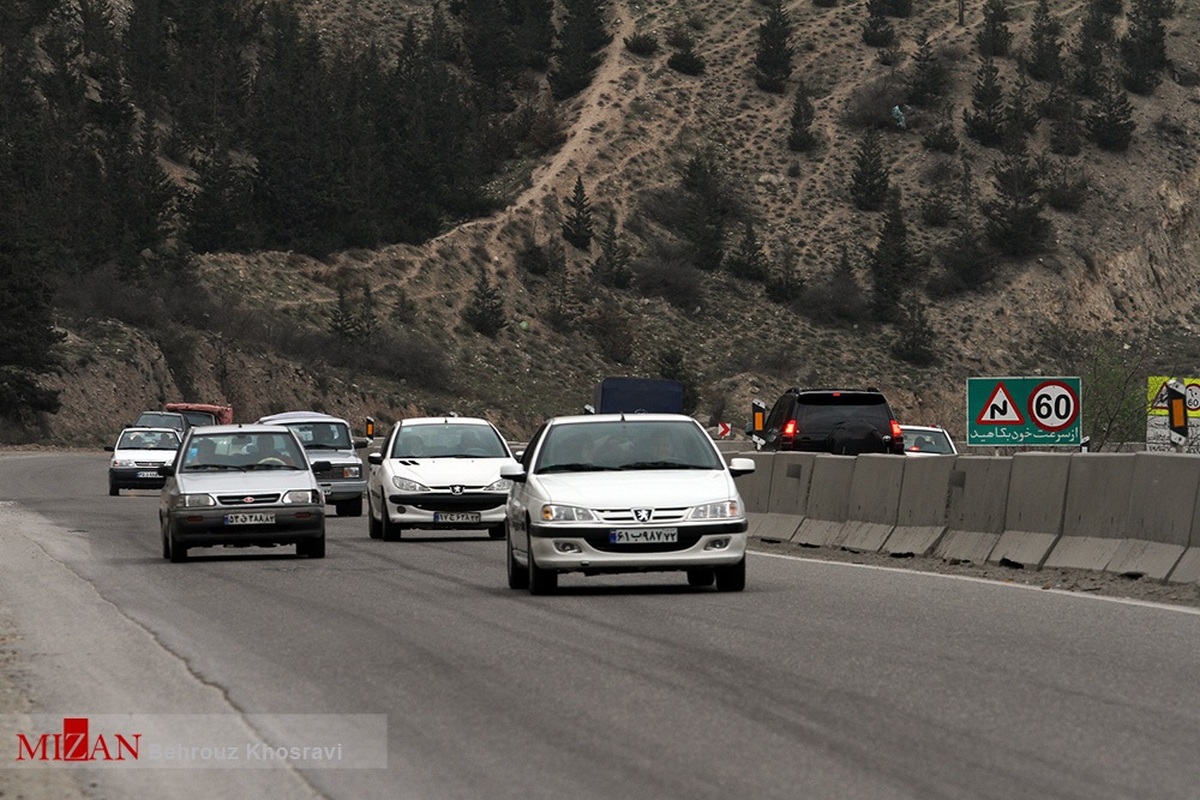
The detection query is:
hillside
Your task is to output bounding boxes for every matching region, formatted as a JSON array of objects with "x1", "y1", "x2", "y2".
[{"x1": 26, "y1": 0, "x2": 1200, "y2": 447}]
